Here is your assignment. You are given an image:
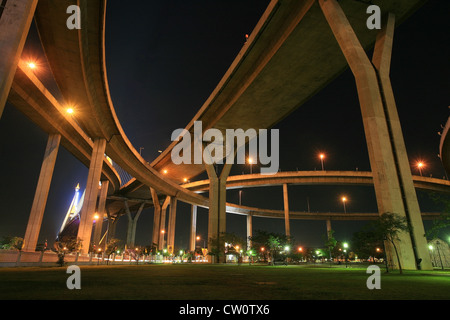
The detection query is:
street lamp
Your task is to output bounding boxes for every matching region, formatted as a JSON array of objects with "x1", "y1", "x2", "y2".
[
  {"x1": 375, "y1": 247, "x2": 381, "y2": 262},
  {"x1": 97, "y1": 248, "x2": 102, "y2": 265},
  {"x1": 27, "y1": 61, "x2": 37, "y2": 70},
  {"x1": 196, "y1": 235, "x2": 205, "y2": 248},
  {"x1": 343, "y1": 242, "x2": 349, "y2": 267},
  {"x1": 161, "y1": 229, "x2": 166, "y2": 249},
  {"x1": 319, "y1": 153, "x2": 325, "y2": 171},
  {"x1": 416, "y1": 161, "x2": 425, "y2": 176},
  {"x1": 341, "y1": 196, "x2": 348, "y2": 213},
  {"x1": 248, "y1": 157, "x2": 254, "y2": 174}
]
